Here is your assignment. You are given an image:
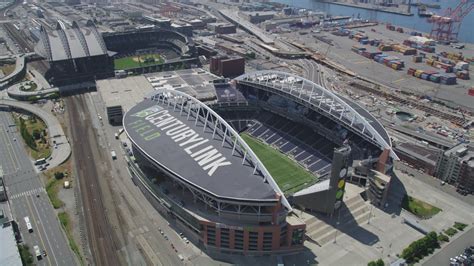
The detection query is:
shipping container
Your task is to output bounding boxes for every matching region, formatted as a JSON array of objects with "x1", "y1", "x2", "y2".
[
  {"x1": 456, "y1": 70, "x2": 470, "y2": 80},
  {"x1": 413, "y1": 56, "x2": 422, "y2": 63},
  {"x1": 468, "y1": 88, "x2": 474, "y2": 96},
  {"x1": 430, "y1": 75, "x2": 441, "y2": 83}
]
